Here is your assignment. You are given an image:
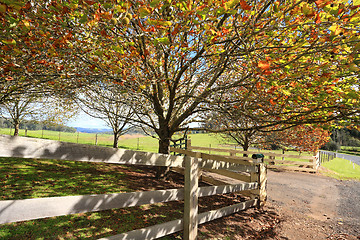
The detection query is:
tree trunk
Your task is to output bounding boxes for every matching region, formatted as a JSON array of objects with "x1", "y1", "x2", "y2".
[
  {"x1": 13, "y1": 122, "x2": 20, "y2": 136},
  {"x1": 243, "y1": 140, "x2": 249, "y2": 157},
  {"x1": 113, "y1": 131, "x2": 120, "y2": 148},
  {"x1": 156, "y1": 136, "x2": 171, "y2": 179}
]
